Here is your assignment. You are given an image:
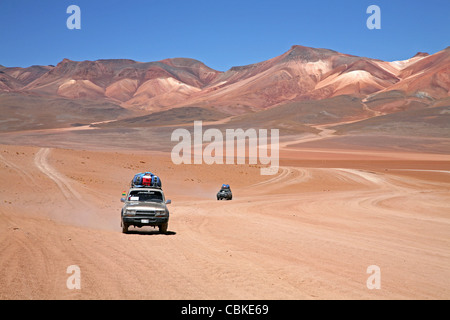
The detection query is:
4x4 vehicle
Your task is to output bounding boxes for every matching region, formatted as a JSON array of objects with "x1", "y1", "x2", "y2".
[
  {"x1": 217, "y1": 185, "x2": 232, "y2": 200},
  {"x1": 120, "y1": 187, "x2": 171, "y2": 234}
]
